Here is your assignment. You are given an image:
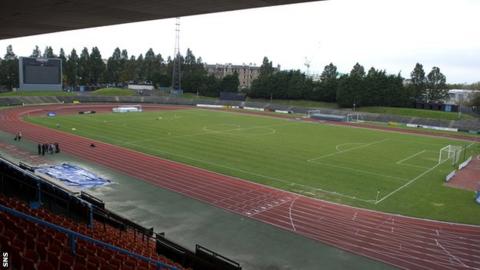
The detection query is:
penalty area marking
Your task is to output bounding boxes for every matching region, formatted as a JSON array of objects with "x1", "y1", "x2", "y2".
[
  {"x1": 395, "y1": 150, "x2": 432, "y2": 169},
  {"x1": 376, "y1": 142, "x2": 478, "y2": 205},
  {"x1": 308, "y1": 160, "x2": 408, "y2": 183},
  {"x1": 307, "y1": 138, "x2": 389, "y2": 162},
  {"x1": 335, "y1": 142, "x2": 364, "y2": 152},
  {"x1": 396, "y1": 150, "x2": 426, "y2": 165},
  {"x1": 375, "y1": 158, "x2": 448, "y2": 205}
]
